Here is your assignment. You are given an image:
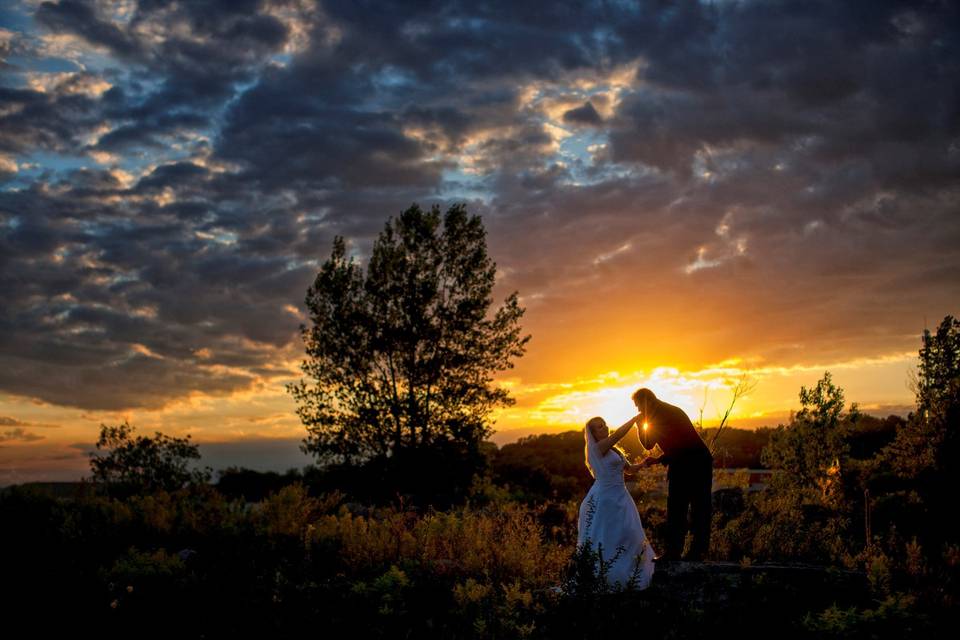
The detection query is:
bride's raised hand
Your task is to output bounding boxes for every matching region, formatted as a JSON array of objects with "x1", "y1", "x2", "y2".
[{"x1": 596, "y1": 413, "x2": 642, "y2": 455}]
